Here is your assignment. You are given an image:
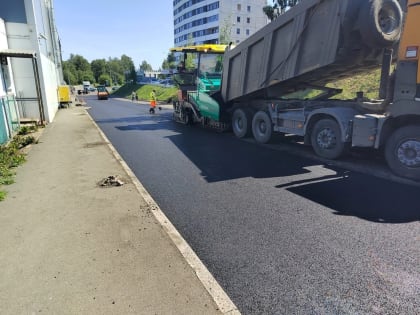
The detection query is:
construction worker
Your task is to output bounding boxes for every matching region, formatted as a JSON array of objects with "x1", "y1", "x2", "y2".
[
  {"x1": 149, "y1": 89, "x2": 156, "y2": 113},
  {"x1": 149, "y1": 89, "x2": 162, "y2": 114},
  {"x1": 149, "y1": 89, "x2": 157, "y2": 114}
]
